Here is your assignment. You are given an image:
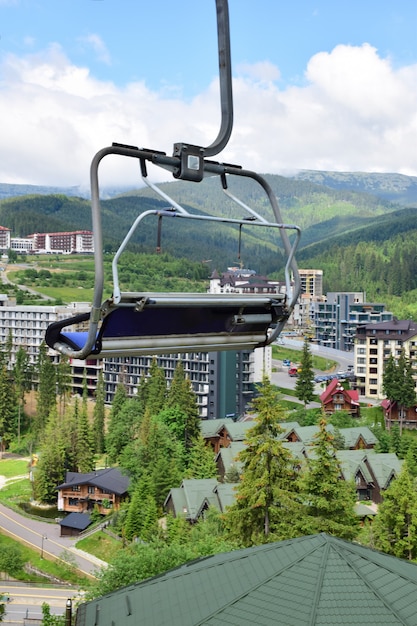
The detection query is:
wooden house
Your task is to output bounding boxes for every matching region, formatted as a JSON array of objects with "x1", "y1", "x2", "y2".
[
  {"x1": 320, "y1": 378, "x2": 360, "y2": 417},
  {"x1": 381, "y1": 399, "x2": 417, "y2": 431},
  {"x1": 57, "y1": 468, "x2": 129, "y2": 516}
]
